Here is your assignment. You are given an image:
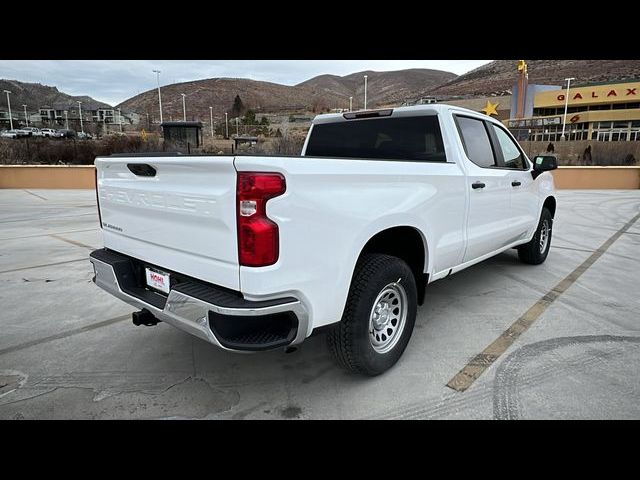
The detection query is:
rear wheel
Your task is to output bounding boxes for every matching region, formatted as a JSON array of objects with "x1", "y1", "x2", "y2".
[
  {"x1": 327, "y1": 254, "x2": 417, "y2": 376},
  {"x1": 518, "y1": 207, "x2": 553, "y2": 265}
]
